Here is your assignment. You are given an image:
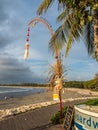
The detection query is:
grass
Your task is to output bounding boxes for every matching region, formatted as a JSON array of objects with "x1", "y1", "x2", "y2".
[{"x1": 84, "y1": 98, "x2": 98, "y2": 106}]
